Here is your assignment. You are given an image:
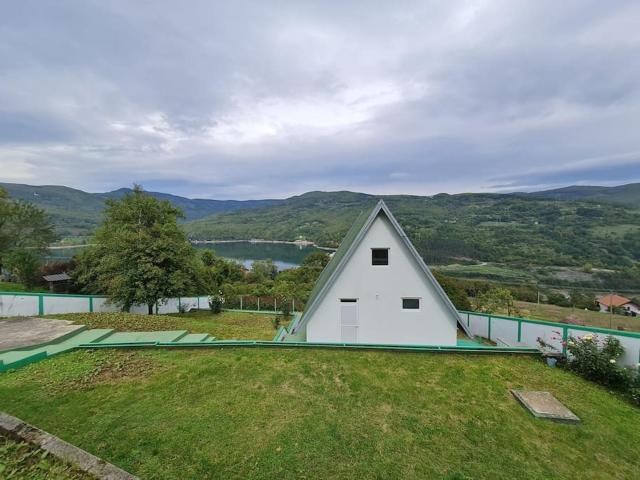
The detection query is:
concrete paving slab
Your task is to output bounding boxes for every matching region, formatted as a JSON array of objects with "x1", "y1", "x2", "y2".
[
  {"x1": 511, "y1": 390, "x2": 580, "y2": 423},
  {"x1": 0, "y1": 317, "x2": 85, "y2": 352}
]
